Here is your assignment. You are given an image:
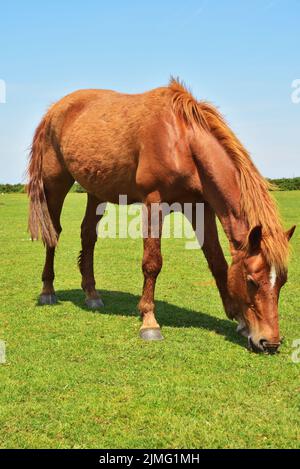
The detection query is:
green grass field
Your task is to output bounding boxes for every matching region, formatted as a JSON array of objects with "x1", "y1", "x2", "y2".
[{"x1": 0, "y1": 192, "x2": 299, "y2": 449}]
